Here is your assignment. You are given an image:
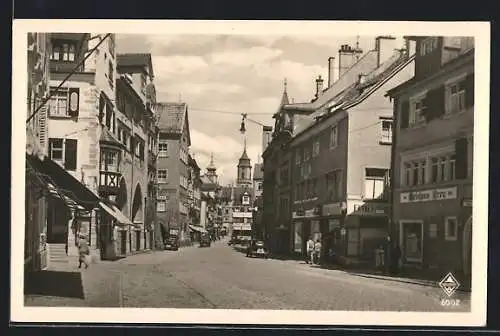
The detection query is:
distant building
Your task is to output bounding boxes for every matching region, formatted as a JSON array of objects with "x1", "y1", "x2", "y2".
[
  {"x1": 155, "y1": 102, "x2": 192, "y2": 245},
  {"x1": 387, "y1": 36, "x2": 474, "y2": 283},
  {"x1": 252, "y1": 163, "x2": 264, "y2": 238}
]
